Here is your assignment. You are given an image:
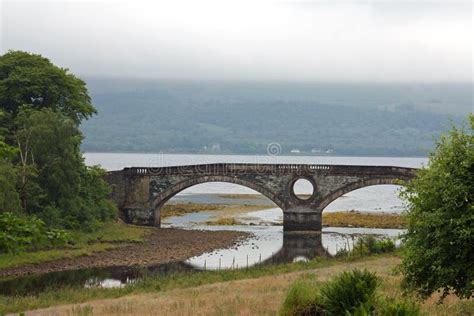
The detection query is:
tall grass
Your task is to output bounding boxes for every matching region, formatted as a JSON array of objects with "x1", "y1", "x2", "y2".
[
  {"x1": 317, "y1": 269, "x2": 379, "y2": 315},
  {"x1": 0, "y1": 254, "x2": 345, "y2": 314},
  {"x1": 280, "y1": 275, "x2": 323, "y2": 315},
  {"x1": 280, "y1": 268, "x2": 420, "y2": 316}
]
